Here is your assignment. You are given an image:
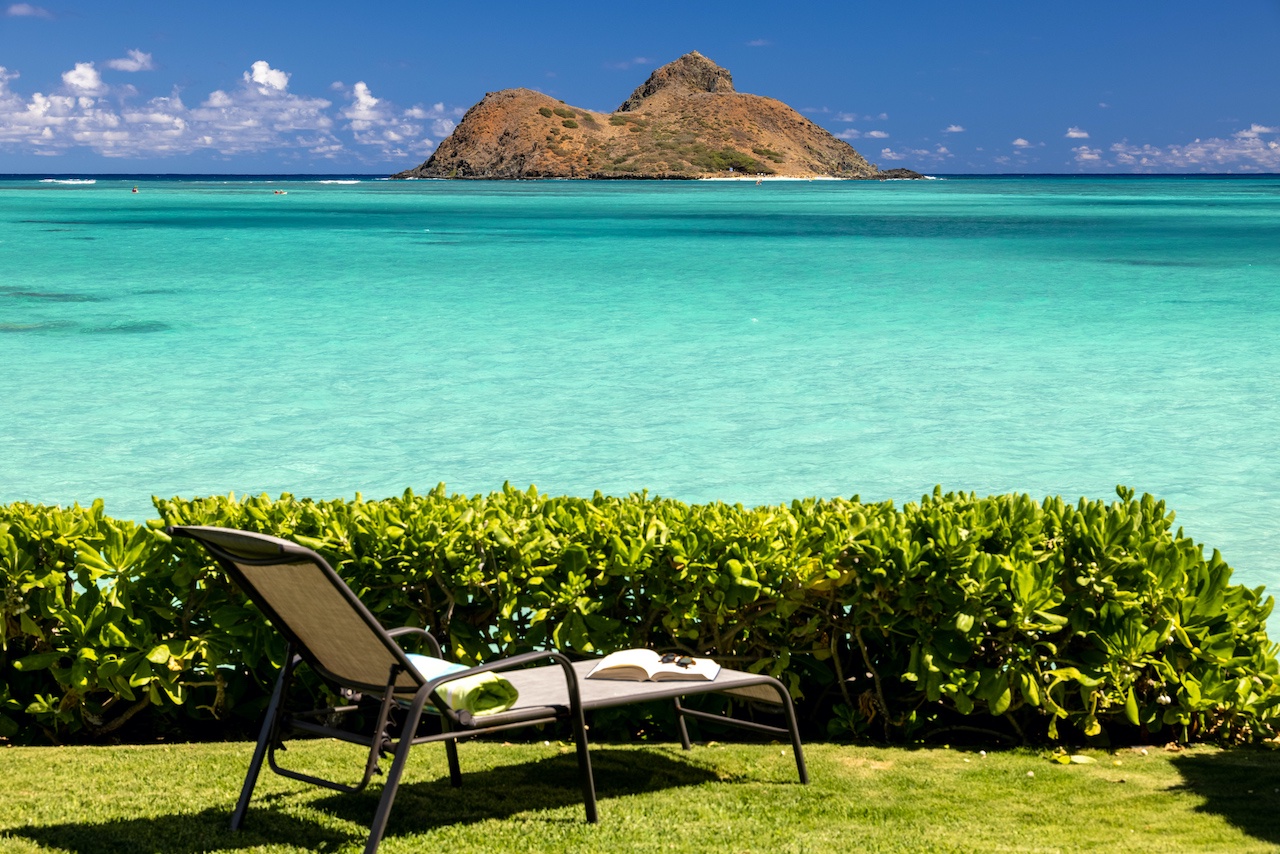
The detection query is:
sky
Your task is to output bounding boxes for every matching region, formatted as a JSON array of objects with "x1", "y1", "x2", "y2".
[{"x1": 1, "y1": 0, "x2": 1278, "y2": 174}]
